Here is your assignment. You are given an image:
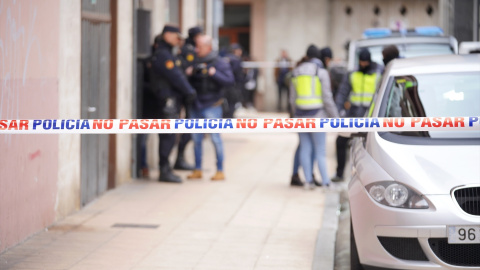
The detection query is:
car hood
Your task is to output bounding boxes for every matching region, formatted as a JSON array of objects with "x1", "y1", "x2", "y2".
[{"x1": 369, "y1": 133, "x2": 480, "y2": 195}]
